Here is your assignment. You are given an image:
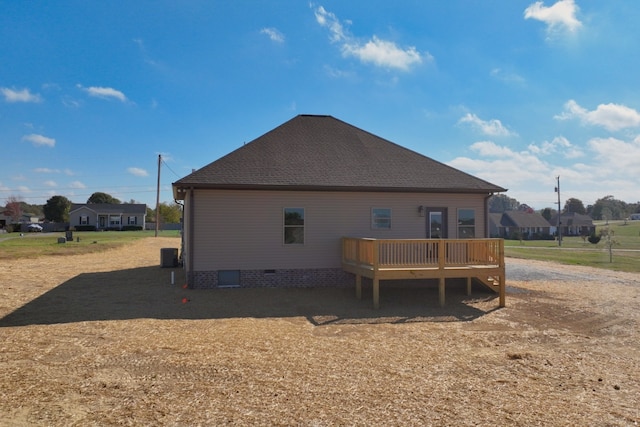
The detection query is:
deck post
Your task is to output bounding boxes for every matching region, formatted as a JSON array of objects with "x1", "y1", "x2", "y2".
[
  {"x1": 356, "y1": 275, "x2": 362, "y2": 300},
  {"x1": 373, "y1": 278, "x2": 380, "y2": 309},
  {"x1": 499, "y1": 273, "x2": 506, "y2": 308},
  {"x1": 439, "y1": 277, "x2": 445, "y2": 307},
  {"x1": 466, "y1": 277, "x2": 472, "y2": 296}
]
